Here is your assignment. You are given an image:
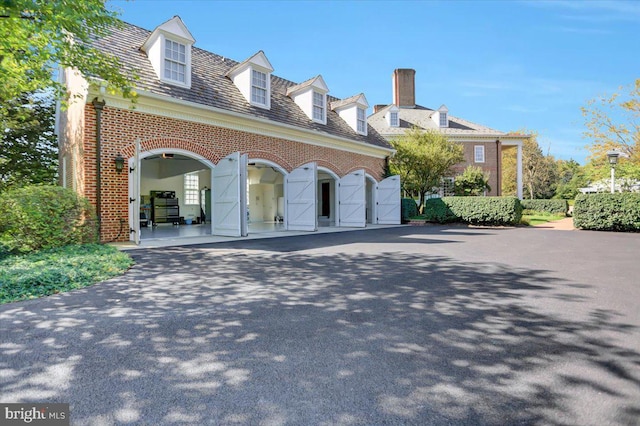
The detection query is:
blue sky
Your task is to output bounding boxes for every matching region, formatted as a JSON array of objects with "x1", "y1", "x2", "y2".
[{"x1": 109, "y1": 0, "x2": 640, "y2": 164}]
